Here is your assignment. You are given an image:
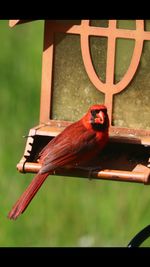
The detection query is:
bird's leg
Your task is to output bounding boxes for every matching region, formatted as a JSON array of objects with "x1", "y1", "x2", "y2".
[{"x1": 74, "y1": 164, "x2": 102, "y2": 180}]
